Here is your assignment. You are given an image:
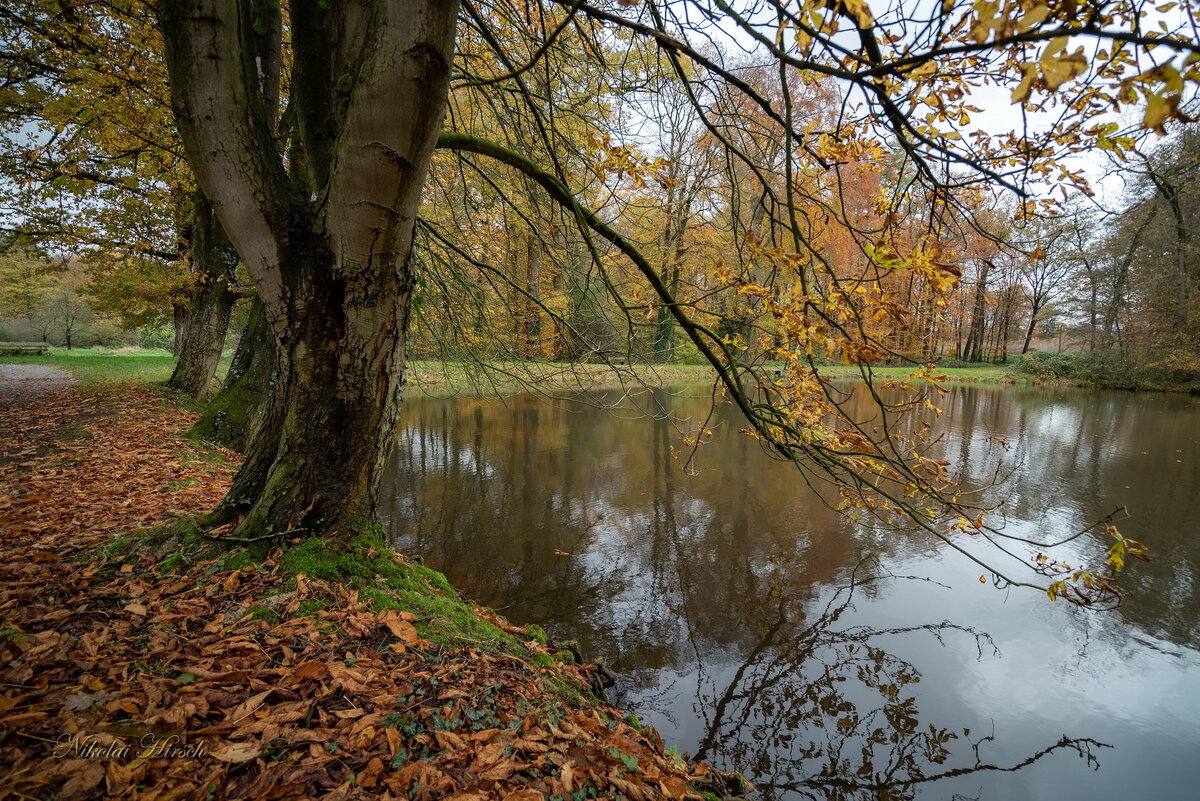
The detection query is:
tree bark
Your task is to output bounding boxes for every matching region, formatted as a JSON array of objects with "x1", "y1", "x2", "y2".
[
  {"x1": 160, "y1": 0, "x2": 459, "y2": 539},
  {"x1": 962, "y1": 259, "x2": 991, "y2": 363},
  {"x1": 191, "y1": 294, "x2": 275, "y2": 452},
  {"x1": 1021, "y1": 299, "x2": 1041, "y2": 354},
  {"x1": 167, "y1": 192, "x2": 238, "y2": 400},
  {"x1": 523, "y1": 233, "x2": 542, "y2": 359},
  {"x1": 172, "y1": 304, "x2": 189, "y2": 356}
]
